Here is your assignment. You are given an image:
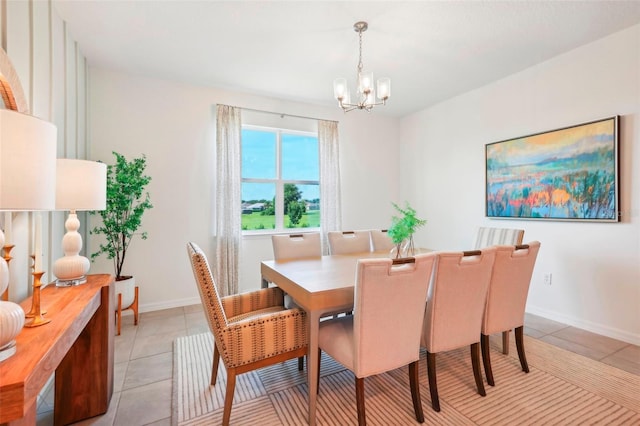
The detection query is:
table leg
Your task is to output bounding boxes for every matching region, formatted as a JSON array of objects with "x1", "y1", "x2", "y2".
[
  {"x1": 261, "y1": 277, "x2": 269, "y2": 289},
  {"x1": 306, "y1": 309, "x2": 322, "y2": 426}
]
